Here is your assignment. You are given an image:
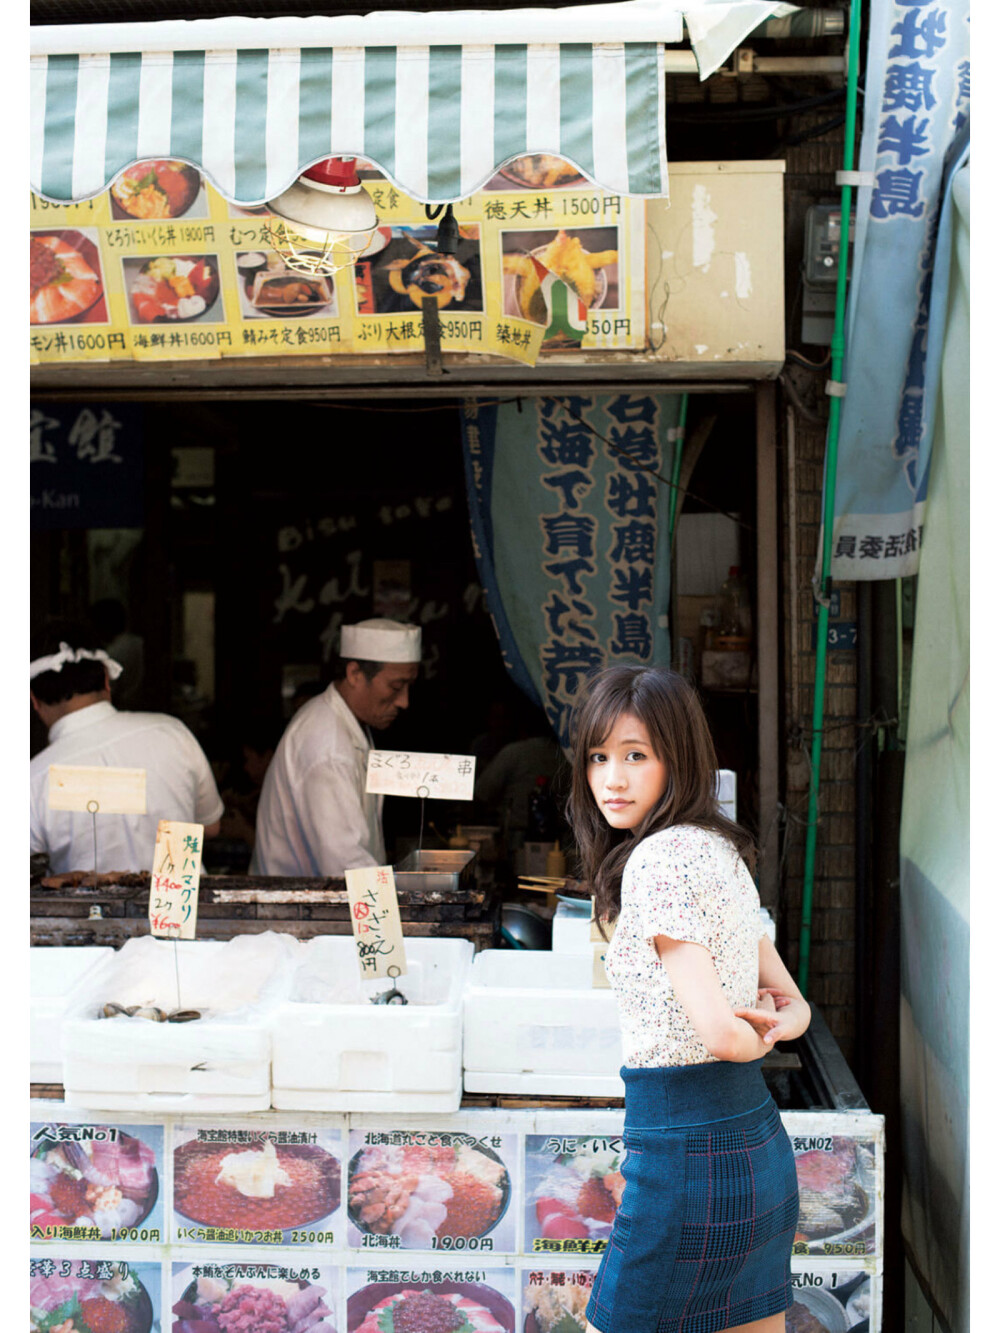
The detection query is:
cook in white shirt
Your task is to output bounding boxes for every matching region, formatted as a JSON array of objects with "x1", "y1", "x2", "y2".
[
  {"x1": 30, "y1": 624, "x2": 223, "y2": 874},
  {"x1": 251, "y1": 619, "x2": 421, "y2": 878}
]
